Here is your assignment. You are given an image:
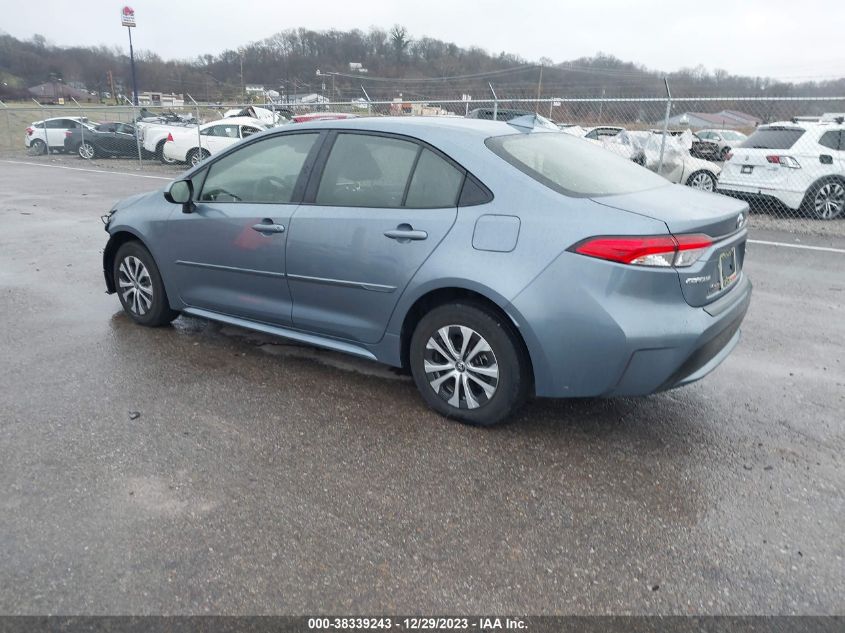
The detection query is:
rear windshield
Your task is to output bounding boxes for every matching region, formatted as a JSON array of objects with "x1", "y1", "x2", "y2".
[
  {"x1": 485, "y1": 132, "x2": 669, "y2": 197},
  {"x1": 739, "y1": 127, "x2": 804, "y2": 150}
]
